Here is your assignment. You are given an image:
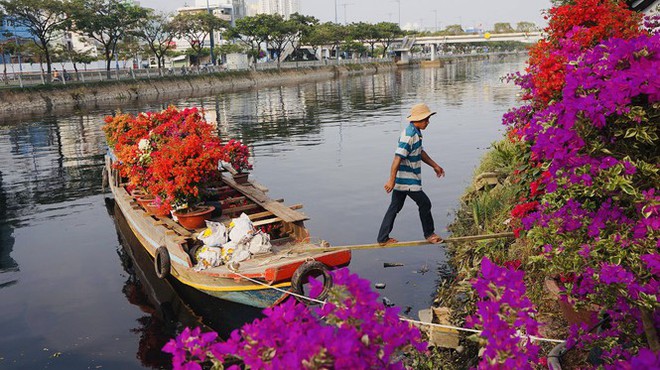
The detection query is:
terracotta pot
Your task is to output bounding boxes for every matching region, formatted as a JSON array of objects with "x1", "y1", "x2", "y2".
[
  {"x1": 545, "y1": 278, "x2": 600, "y2": 326},
  {"x1": 173, "y1": 205, "x2": 215, "y2": 229},
  {"x1": 131, "y1": 188, "x2": 148, "y2": 198},
  {"x1": 144, "y1": 201, "x2": 170, "y2": 217},
  {"x1": 137, "y1": 196, "x2": 156, "y2": 209},
  {"x1": 233, "y1": 172, "x2": 250, "y2": 184}
]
